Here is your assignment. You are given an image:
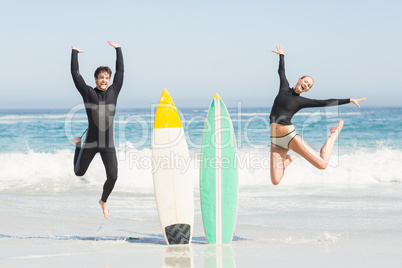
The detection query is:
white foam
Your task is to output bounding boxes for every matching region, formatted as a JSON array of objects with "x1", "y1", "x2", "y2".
[
  {"x1": 270, "y1": 232, "x2": 340, "y2": 244},
  {"x1": 0, "y1": 147, "x2": 401, "y2": 193},
  {"x1": 281, "y1": 147, "x2": 402, "y2": 185}
]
